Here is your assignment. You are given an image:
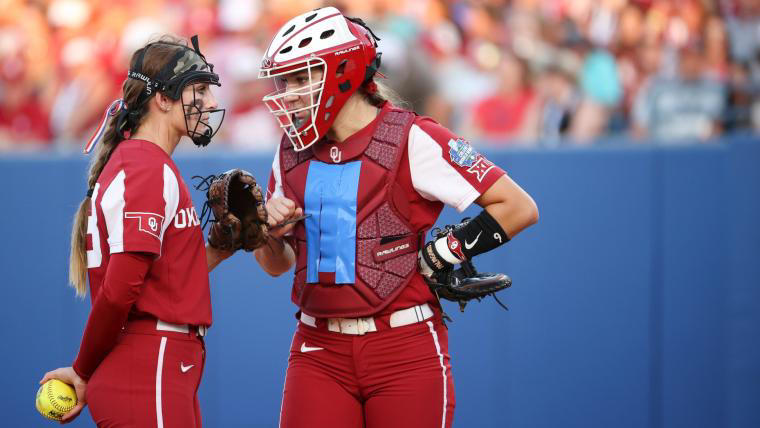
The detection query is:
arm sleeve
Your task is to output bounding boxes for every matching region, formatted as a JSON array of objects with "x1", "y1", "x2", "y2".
[
  {"x1": 408, "y1": 118, "x2": 506, "y2": 212},
  {"x1": 72, "y1": 252, "x2": 152, "y2": 380}
]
